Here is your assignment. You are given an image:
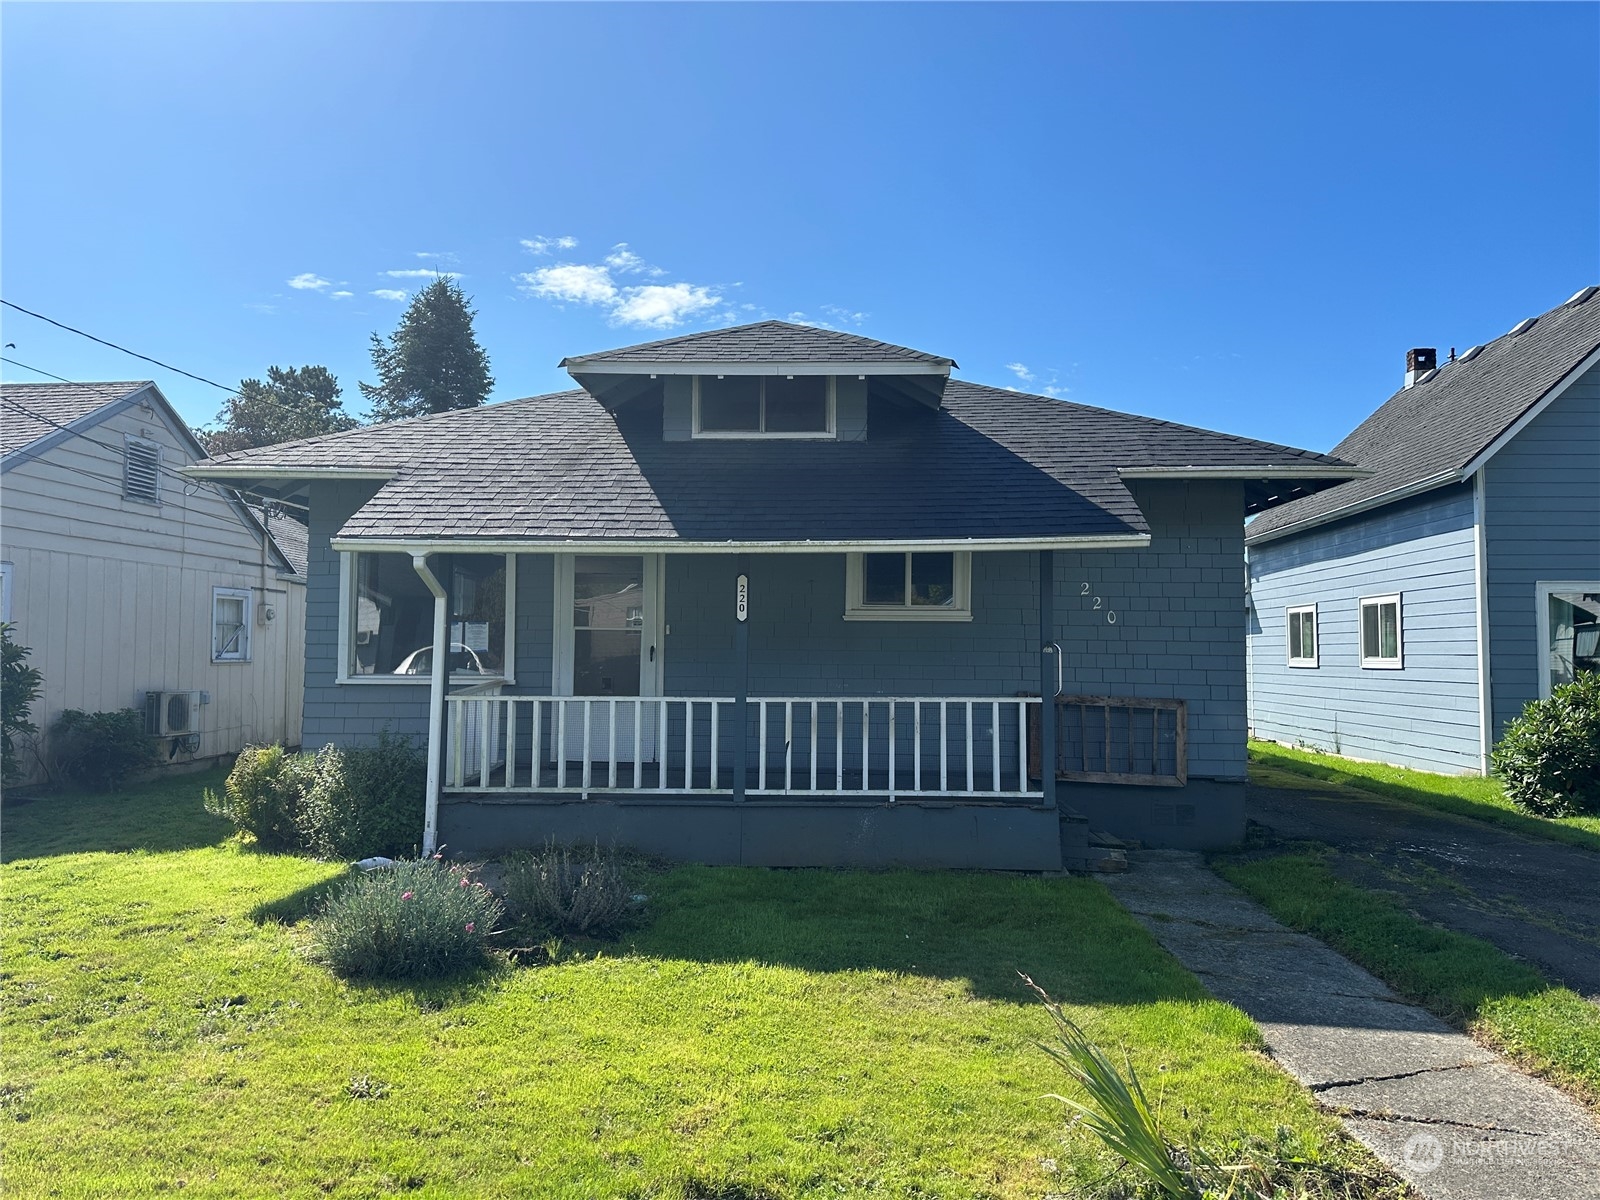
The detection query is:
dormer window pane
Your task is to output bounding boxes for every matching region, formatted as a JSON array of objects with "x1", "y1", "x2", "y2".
[
  {"x1": 764, "y1": 376, "x2": 828, "y2": 432},
  {"x1": 699, "y1": 376, "x2": 761, "y2": 431}
]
